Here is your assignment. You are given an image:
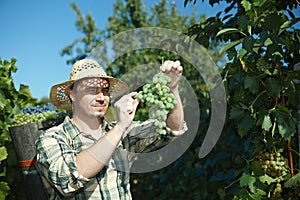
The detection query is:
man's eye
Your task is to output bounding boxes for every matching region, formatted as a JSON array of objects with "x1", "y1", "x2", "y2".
[
  {"x1": 102, "y1": 88, "x2": 110, "y2": 94},
  {"x1": 87, "y1": 88, "x2": 97, "y2": 93}
]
